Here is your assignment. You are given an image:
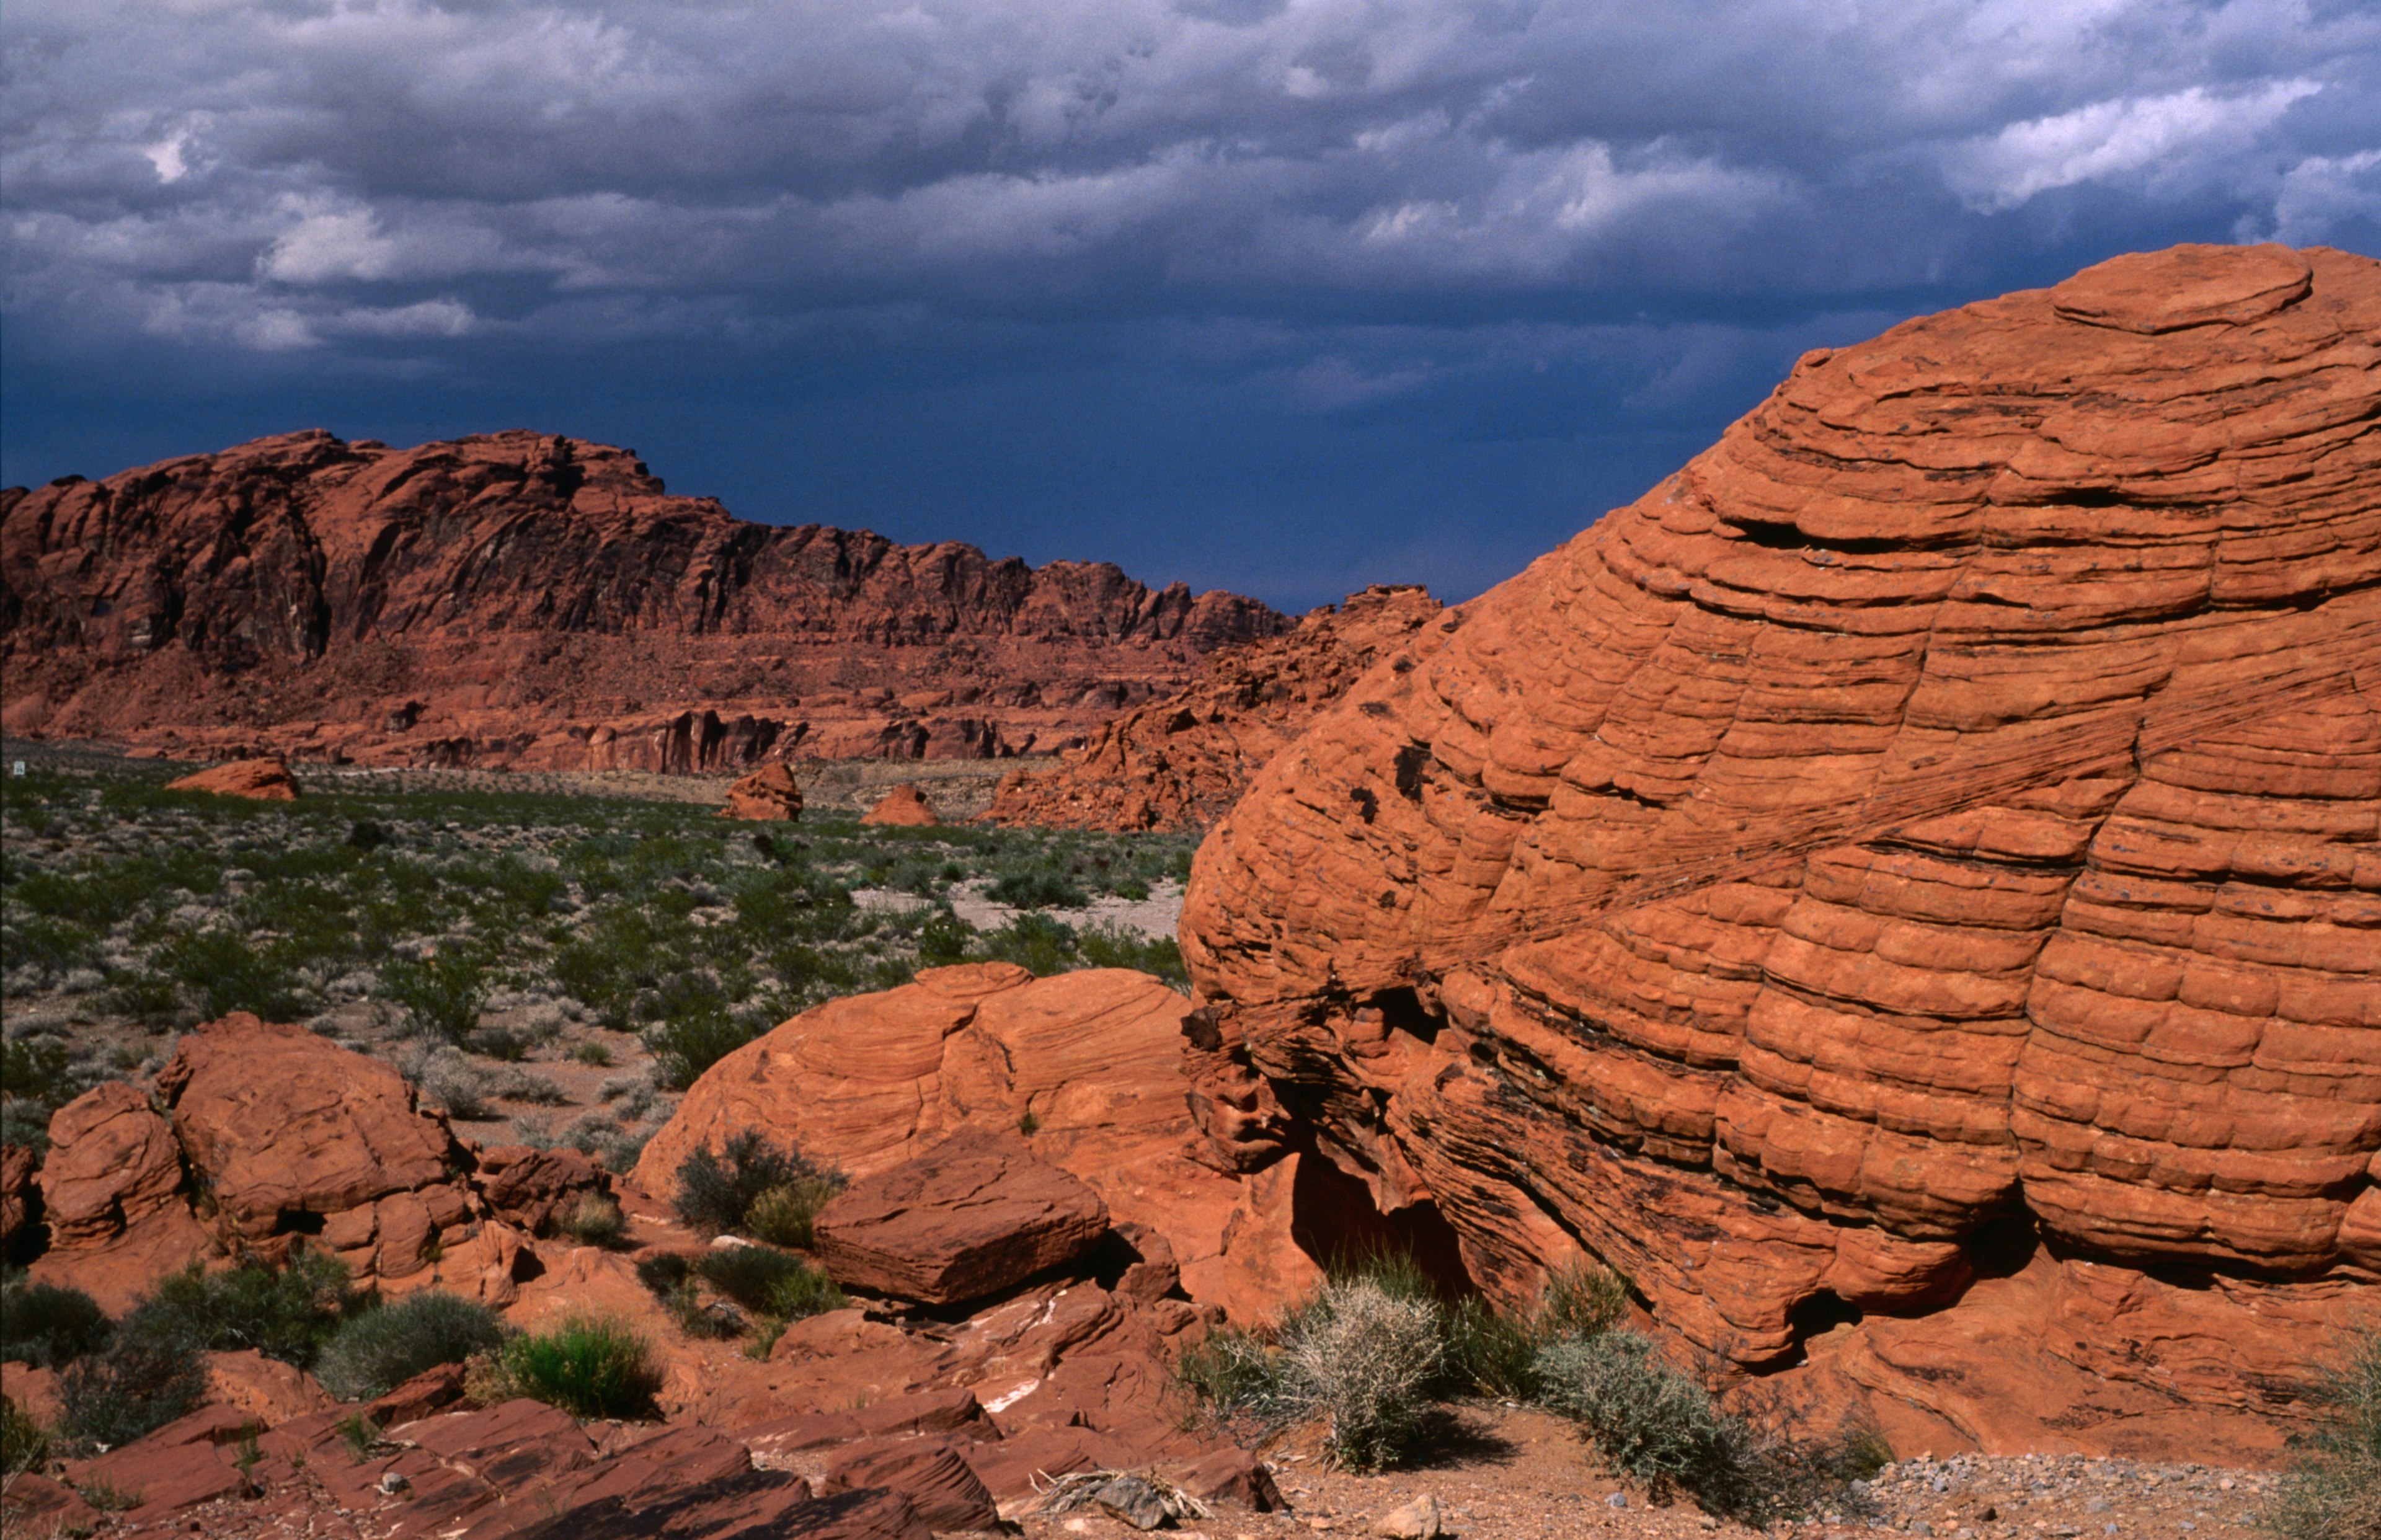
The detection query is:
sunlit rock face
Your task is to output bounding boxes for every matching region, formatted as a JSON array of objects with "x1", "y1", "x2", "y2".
[{"x1": 1180, "y1": 244, "x2": 2380, "y2": 1447}]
